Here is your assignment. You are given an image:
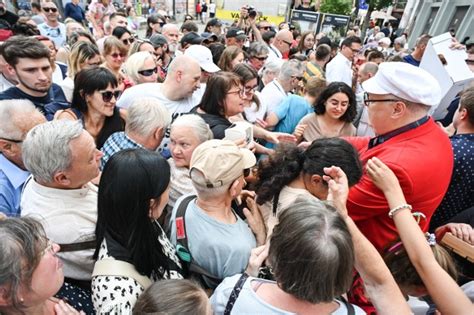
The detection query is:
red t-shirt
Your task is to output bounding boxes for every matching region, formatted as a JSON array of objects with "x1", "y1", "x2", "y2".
[{"x1": 346, "y1": 118, "x2": 453, "y2": 252}]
